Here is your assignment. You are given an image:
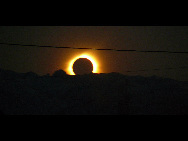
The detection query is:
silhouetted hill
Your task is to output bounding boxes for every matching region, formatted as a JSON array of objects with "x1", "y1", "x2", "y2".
[
  {"x1": 52, "y1": 69, "x2": 67, "y2": 78},
  {"x1": 0, "y1": 69, "x2": 187, "y2": 115}
]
